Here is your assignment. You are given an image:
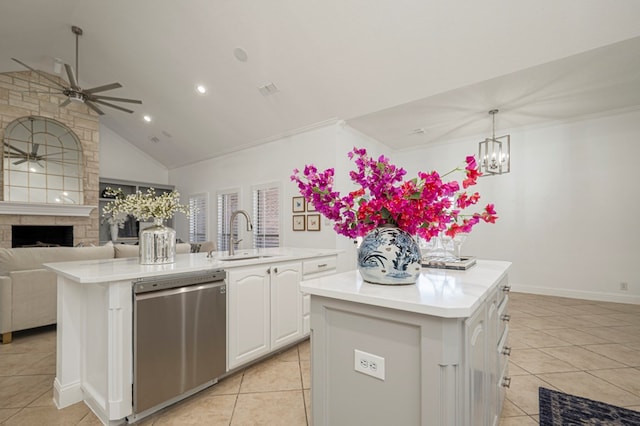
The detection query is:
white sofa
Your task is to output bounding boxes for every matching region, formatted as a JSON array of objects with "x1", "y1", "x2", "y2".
[{"x1": 0, "y1": 241, "x2": 213, "y2": 344}]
